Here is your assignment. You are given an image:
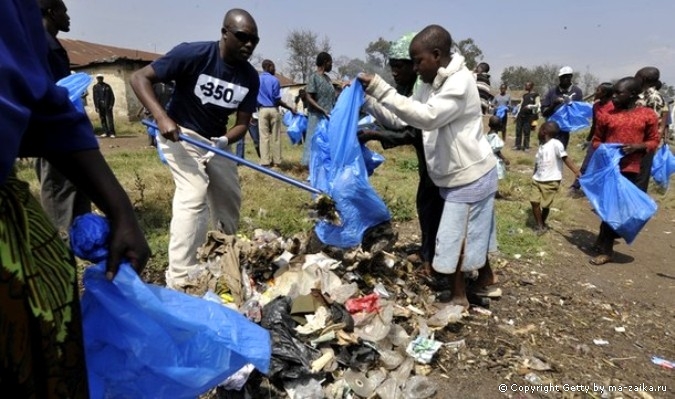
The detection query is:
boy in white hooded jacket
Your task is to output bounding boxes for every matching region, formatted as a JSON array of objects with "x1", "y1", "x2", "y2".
[{"x1": 357, "y1": 25, "x2": 500, "y2": 309}]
